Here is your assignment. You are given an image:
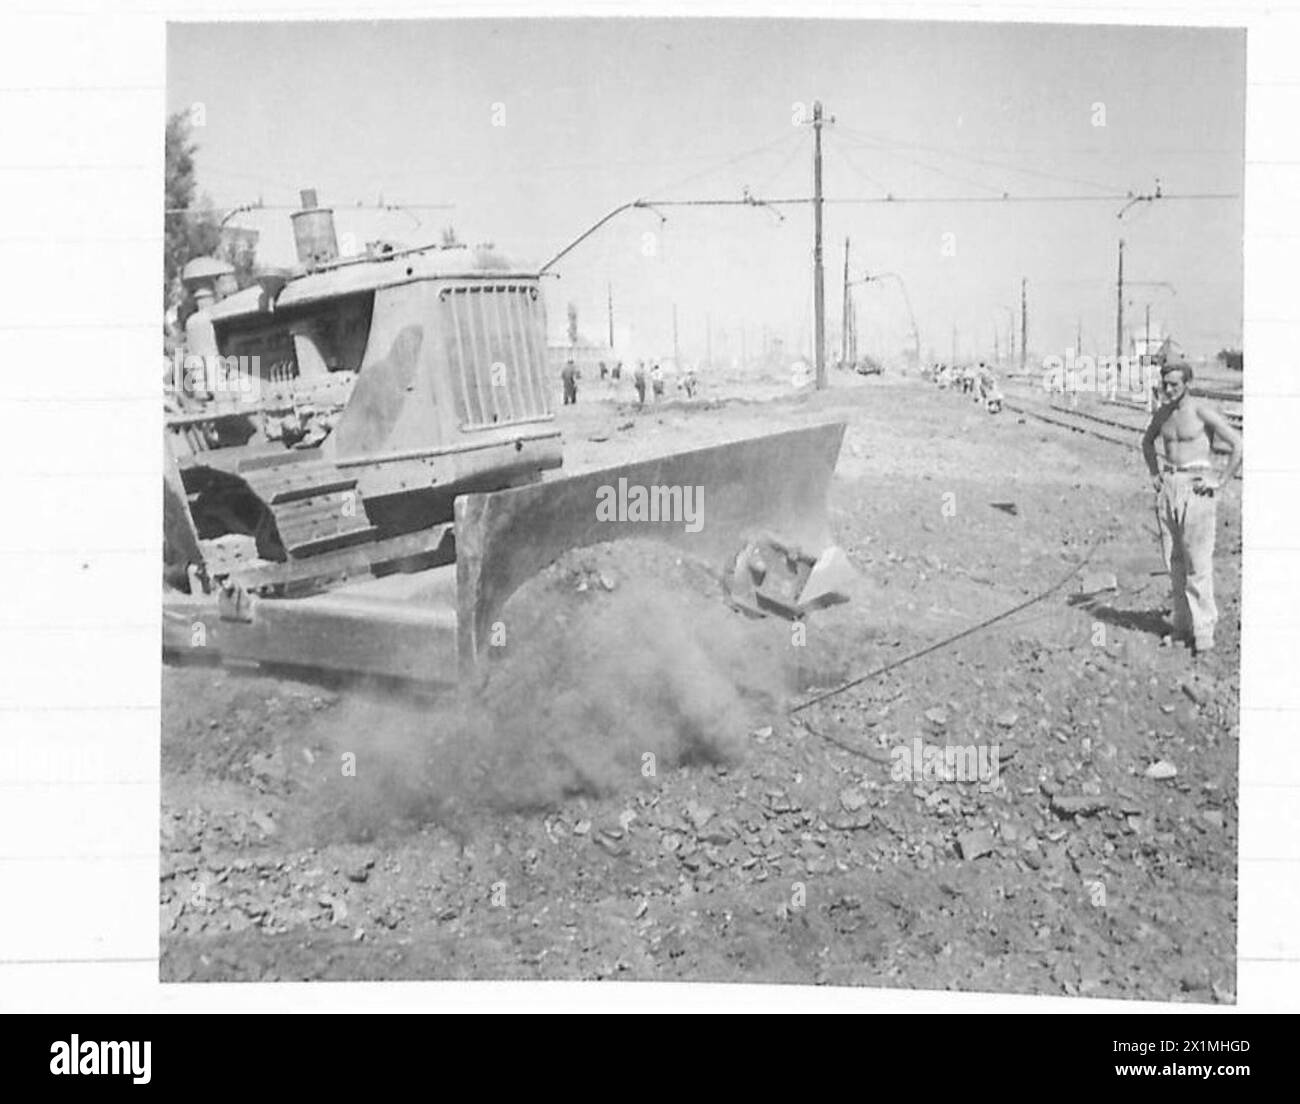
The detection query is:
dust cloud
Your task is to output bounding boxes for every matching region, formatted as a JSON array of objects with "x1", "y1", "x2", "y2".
[{"x1": 298, "y1": 544, "x2": 806, "y2": 843}]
